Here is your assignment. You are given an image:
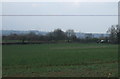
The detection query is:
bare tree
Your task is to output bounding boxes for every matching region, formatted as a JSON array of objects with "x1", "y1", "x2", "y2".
[{"x1": 107, "y1": 25, "x2": 120, "y2": 43}]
